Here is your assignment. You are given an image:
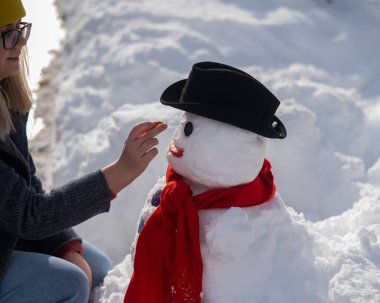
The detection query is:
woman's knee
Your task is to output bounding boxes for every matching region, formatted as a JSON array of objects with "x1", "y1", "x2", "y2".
[
  {"x1": 1, "y1": 252, "x2": 90, "y2": 303},
  {"x1": 82, "y1": 241, "x2": 112, "y2": 287},
  {"x1": 61, "y1": 264, "x2": 90, "y2": 303}
]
